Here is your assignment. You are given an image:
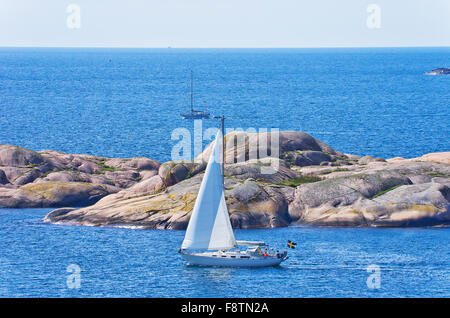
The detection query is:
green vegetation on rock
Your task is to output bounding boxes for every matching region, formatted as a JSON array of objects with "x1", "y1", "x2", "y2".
[
  {"x1": 372, "y1": 185, "x2": 401, "y2": 198},
  {"x1": 426, "y1": 171, "x2": 448, "y2": 178},
  {"x1": 320, "y1": 168, "x2": 350, "y2": 175},
  {"x1": 276, "y1": 175, "x2": 321, "y2": 187},
  {"x1": 98, "y1": 161, "x2": 119, "y2": 172}
]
